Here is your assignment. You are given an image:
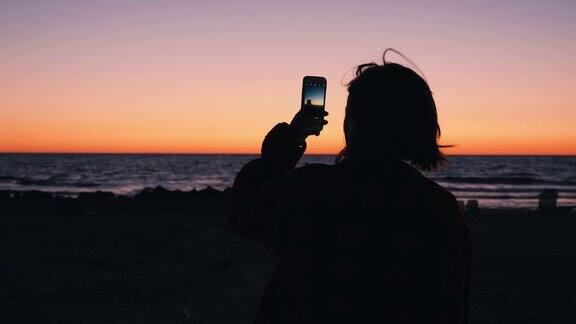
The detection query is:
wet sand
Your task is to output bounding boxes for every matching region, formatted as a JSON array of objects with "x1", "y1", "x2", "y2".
[{"x1": 1, "y1": 188, "x2": 575, "y2": 323}]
